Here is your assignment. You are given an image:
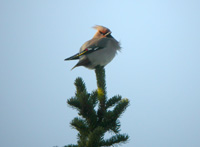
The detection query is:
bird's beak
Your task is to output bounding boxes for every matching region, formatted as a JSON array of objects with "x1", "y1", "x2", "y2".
[{"x1": 104, "y1": 31, "x2": 111, "y2": 37}]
